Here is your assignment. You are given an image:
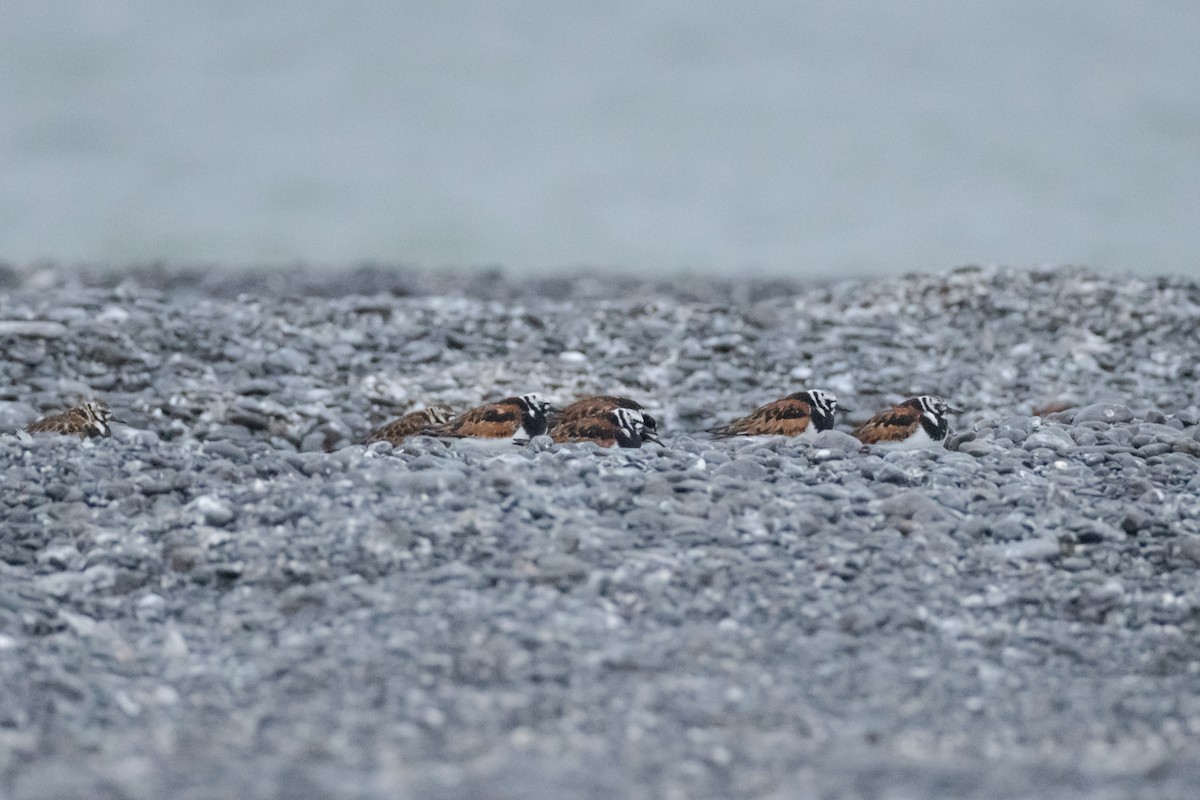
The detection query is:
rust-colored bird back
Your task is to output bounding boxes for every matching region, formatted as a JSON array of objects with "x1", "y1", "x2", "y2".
[
  {"x1": 709, "y1": 396, "x2": 814, "y2": 438},
  {"x1": 852, "y1": 405, "x2": 922, "y2": 443},
  {"x1": 425, "y1": 398, "x2": 524, "y2": 439},
  {"x1": 362, "y1": 404, "x2": 455, "y2": 445},
  {"x1": 551, "y1": 416, "x2": 624, "y2": 447},
  {"x1": 558, "y1": 395, "x2": 640, "y2": 421}
]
